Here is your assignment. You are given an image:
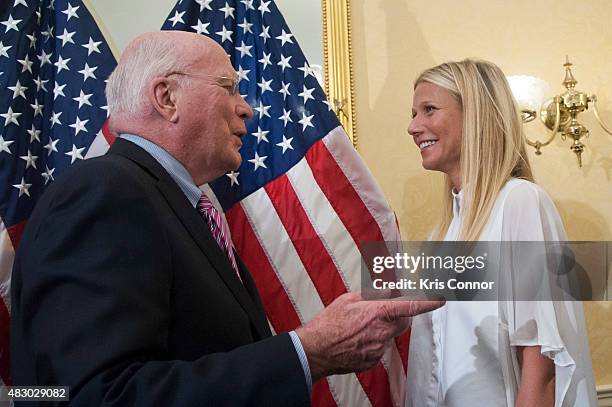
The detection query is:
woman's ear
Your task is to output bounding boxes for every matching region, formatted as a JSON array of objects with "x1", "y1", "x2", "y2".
[{"x1": 149, "y1": 77, "x2": 179, "y2": 123}]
